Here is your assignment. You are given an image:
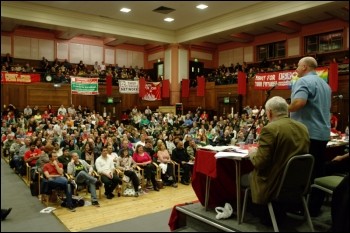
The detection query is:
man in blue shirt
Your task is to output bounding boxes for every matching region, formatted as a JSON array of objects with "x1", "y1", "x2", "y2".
[{"x1": 288, "y1": 56, "x2": 331, "y2": 217}]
